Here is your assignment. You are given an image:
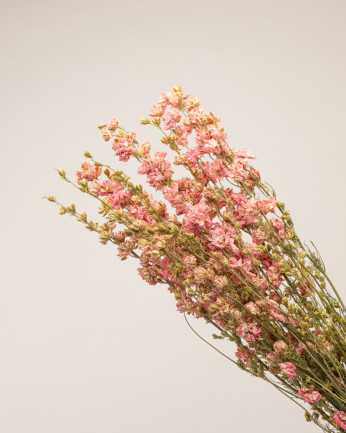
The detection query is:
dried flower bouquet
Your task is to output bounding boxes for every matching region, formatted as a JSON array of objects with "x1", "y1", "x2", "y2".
[{"x1": 47, "y1": 85, "x2": 346, "y2": 432}]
